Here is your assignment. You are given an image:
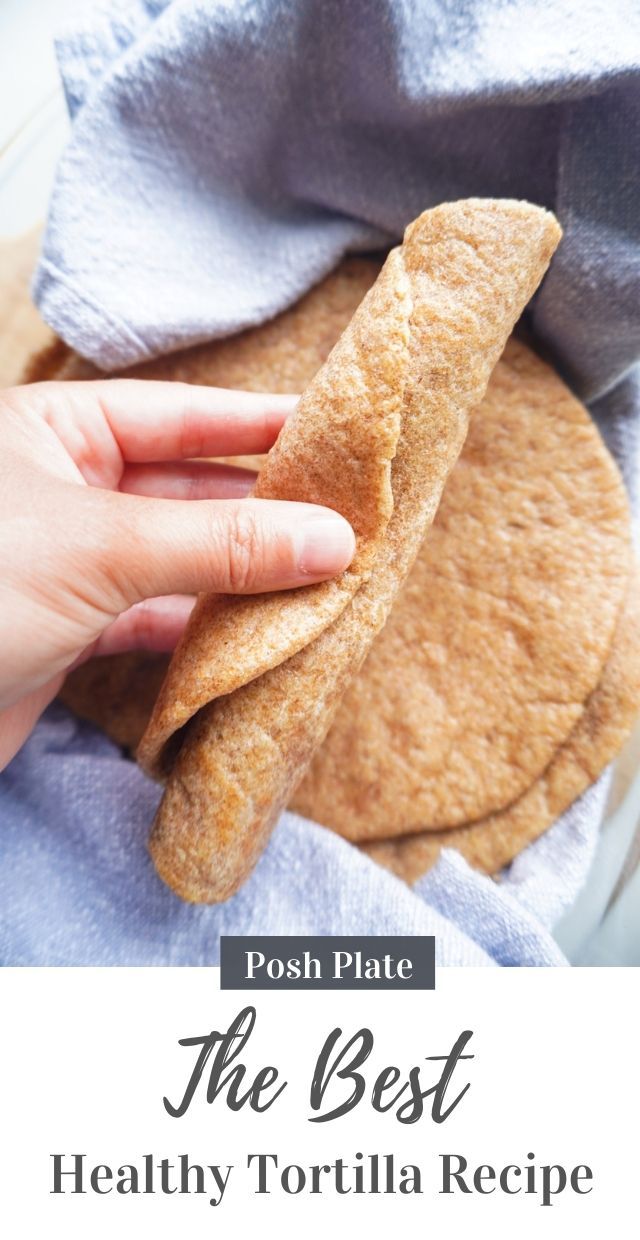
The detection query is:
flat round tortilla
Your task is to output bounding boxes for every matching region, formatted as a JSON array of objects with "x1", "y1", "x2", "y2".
[
  {"x1": 292, "y1": 338, "x2": 632, "y2": 836},
  {"x1": 362, "y1": 570, "x2": 640, "y2": 881}
]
